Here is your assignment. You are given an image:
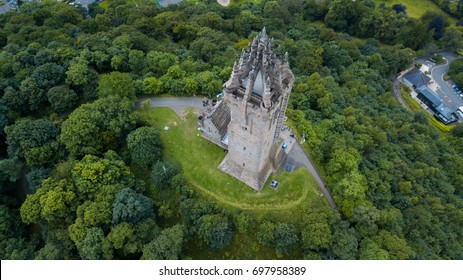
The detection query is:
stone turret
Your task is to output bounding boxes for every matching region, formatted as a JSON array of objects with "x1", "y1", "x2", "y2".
[
  {"x1": 199, "y1": 28, "x2": 295, "y2": 191},
  {"x1": 217, "y1": 28, "x2": 295, "y2": 191}
]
